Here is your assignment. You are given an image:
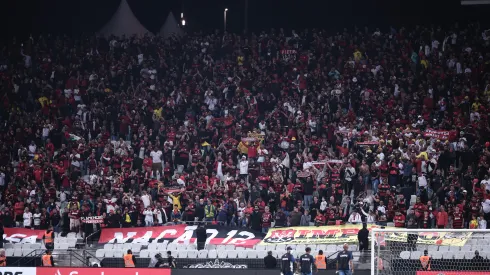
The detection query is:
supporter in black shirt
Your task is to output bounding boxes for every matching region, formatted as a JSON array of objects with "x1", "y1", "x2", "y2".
[
  {"x1": 264, "y1": 251, "x2": 277, "y2": 269},
  {"x1": 298, "y1": 247, "x2": 317, "y2": 275}
]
